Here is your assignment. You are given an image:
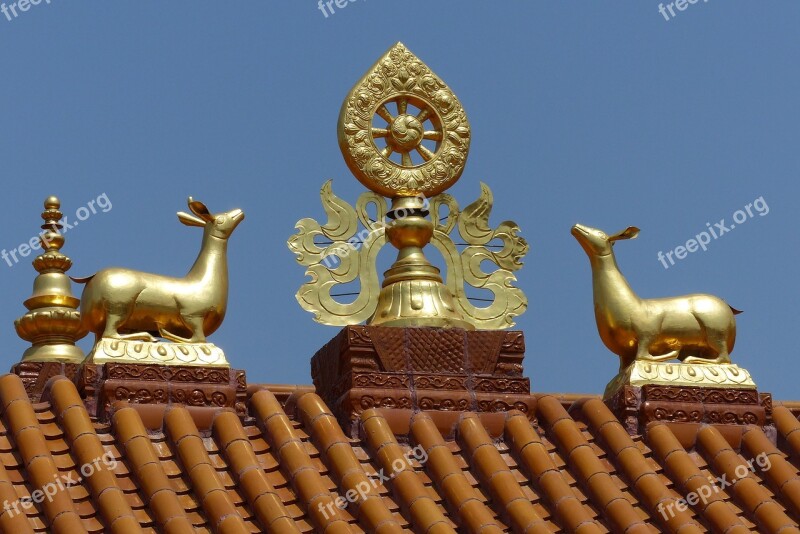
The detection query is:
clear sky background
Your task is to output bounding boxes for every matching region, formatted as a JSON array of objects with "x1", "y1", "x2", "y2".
[{"x1": 0, "y1": 2, "x2": 797, "y2": 398}]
